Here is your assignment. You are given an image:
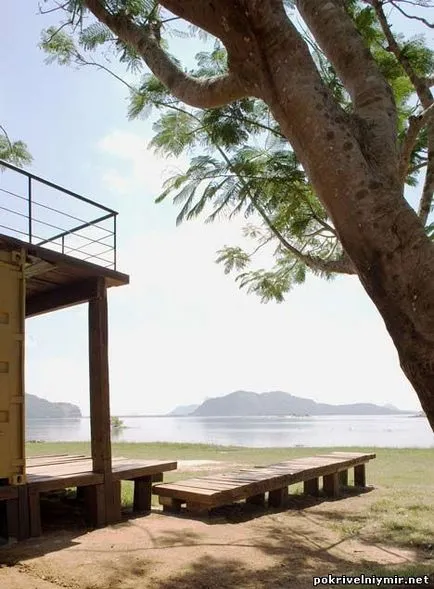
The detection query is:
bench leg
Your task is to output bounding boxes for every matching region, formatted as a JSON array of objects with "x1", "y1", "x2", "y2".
[
  {"x1": 83, "y1": 484, "x2": 106, "y2": 528},
  {"x1": 159, "y1": 496, "x2": 183, "y2": 513},
  {"x1": 304, "y1": 477, "x2": 319, "y2": 496},
  {"x1": 185, "y1": 502, "x2": 209, "y2": 516},
  {"x1": 5, "y1": 498, "x2": 18, "y2": 539},
  {"x1": 339, "y1": 469, "x2": 349, "y2": 487},
  {"x1": 133, "y1": 476, "x2": 152, "y2": 512},
  {"x1": 323, "y1": 473, "x2": 340, "y2": 498},
  {"x1": 107, "y1": 480, "x2": 122, "y2": 524},
  {"x1": 268, "y1": 487, "x2": 288, "y2": 508},
  {"x1": 354, "y1": 464, "x2": 366, "y2": 487},
  {"x1": 246, "y1": 493, "x2": 266, "y2": 507},
  {"x1": 28, "y1": 489, "x2": 42, "y2": 537}
]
